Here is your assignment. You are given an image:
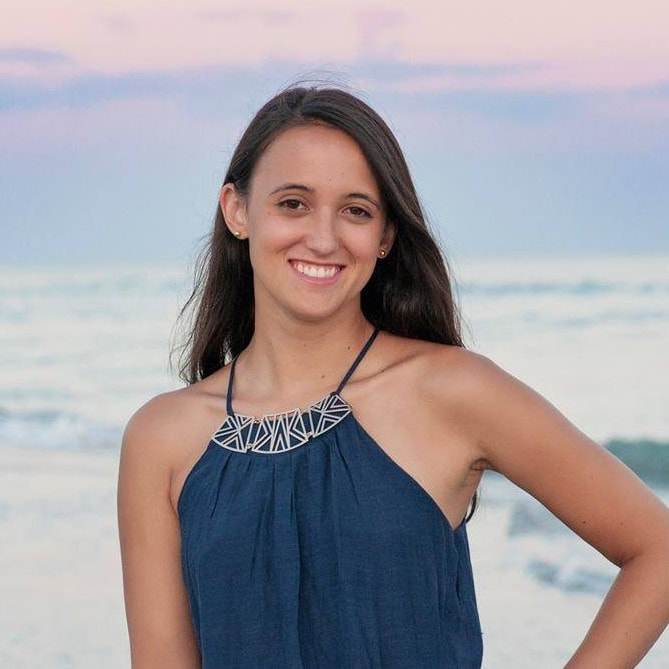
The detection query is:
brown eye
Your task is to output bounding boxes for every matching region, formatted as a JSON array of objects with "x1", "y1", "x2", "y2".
[
  {"x1": 278, "y1": 199, "x2": 305, "y2": 210},
  {"x1": 348, "y1": 206, "x2": 372, "y2": 218}
]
